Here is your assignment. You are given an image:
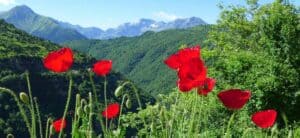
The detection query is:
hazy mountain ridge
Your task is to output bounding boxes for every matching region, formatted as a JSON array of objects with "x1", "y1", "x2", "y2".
[
  {"x1": 0, "y1": 5, "x2": 87, "y2": 43},
  {"x1": 0, "y1": 5, "x2": 207, "y2": 40}
]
